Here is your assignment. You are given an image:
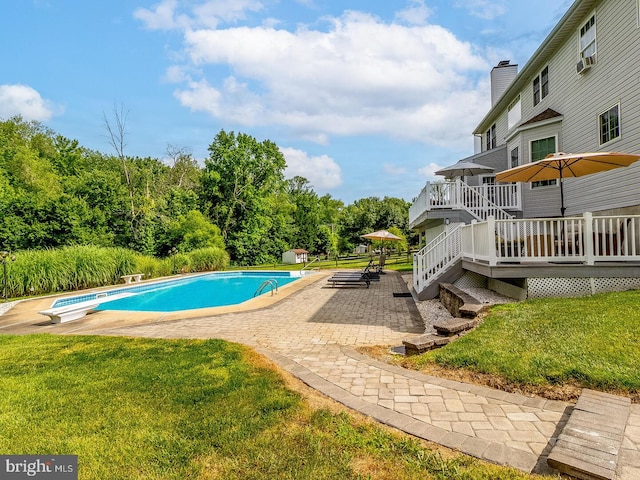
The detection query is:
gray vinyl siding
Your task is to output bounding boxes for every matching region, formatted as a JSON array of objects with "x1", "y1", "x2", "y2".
[
  {"x1": 462, "y1": 145, "x2": 508, "y2": 187},
  {"x1": 486, "y1": 0, "x2": 640, "y2": 217},
  {"x1": 561, "y1": 0, "x2": 640, "y2": 215}
]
